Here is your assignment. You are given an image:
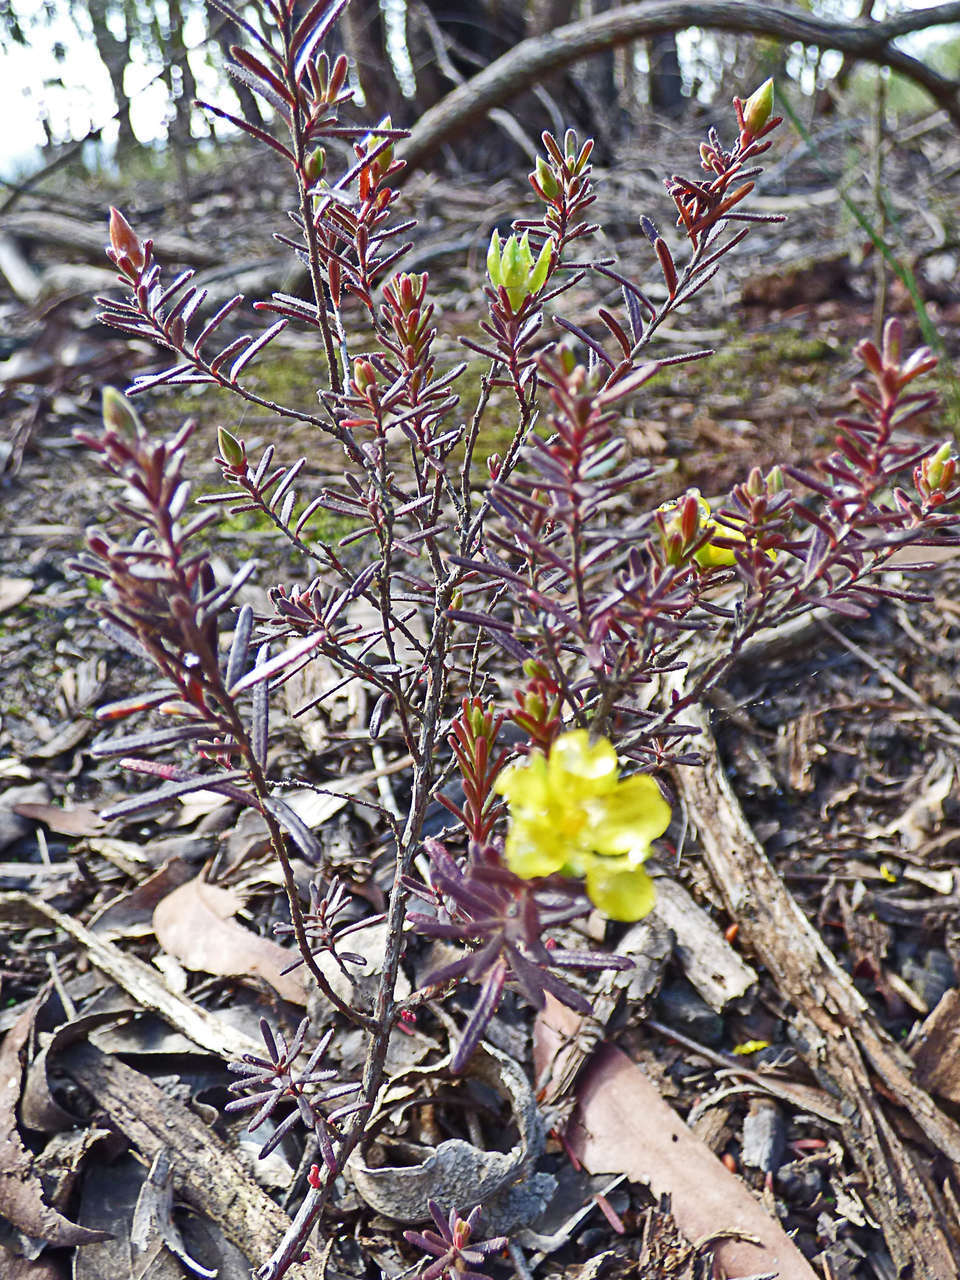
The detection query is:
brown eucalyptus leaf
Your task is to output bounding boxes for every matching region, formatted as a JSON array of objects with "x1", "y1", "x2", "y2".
[
  {"x1": 551, "y1": 1003, "x2": 817, "y2": 1280},
  {"x1": 0, "y1": 995, "x2": 111, "y2": 1247},
  {"x1": 88, "y1": 856, "x2": 195, "y2": 940},
  {"x1": 21, "y1": 1011, "x2": 130, "y2": 1134},
  {"x1": 12, "y1": 801, "x2": 106, "y2": 837},
  {"x1": 153, "y1": 876, "x2": 308, "y2": 1004}
]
